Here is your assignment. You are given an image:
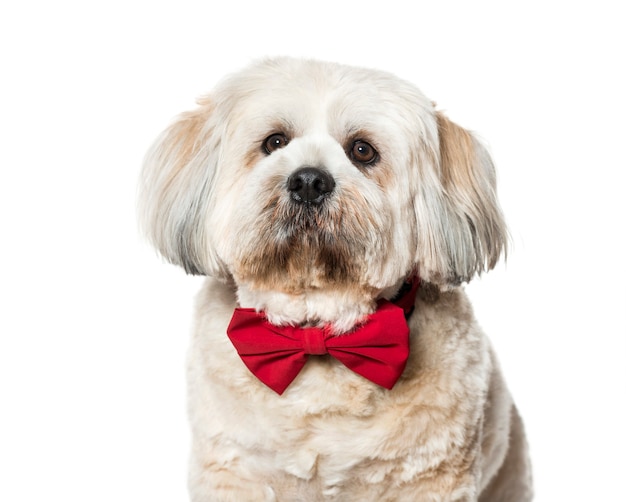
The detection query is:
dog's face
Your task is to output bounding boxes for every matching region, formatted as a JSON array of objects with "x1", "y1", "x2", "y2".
[{"x1": 140, "y1": 58, "x2": 506, "y2": 329}]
